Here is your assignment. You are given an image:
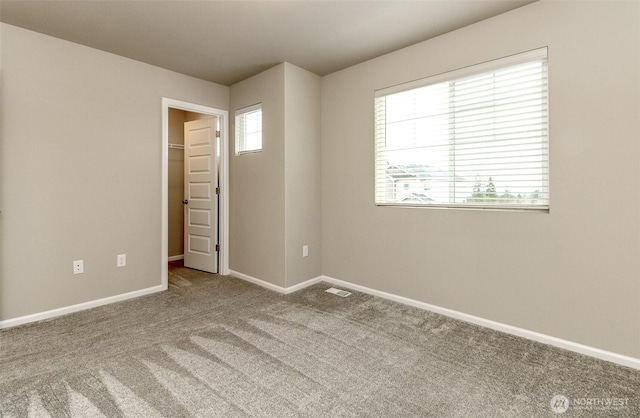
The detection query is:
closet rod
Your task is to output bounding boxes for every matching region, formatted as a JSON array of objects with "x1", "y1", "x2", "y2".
[{"x1": 168, "y1": 143, "x2": 184, "y2": 150}]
